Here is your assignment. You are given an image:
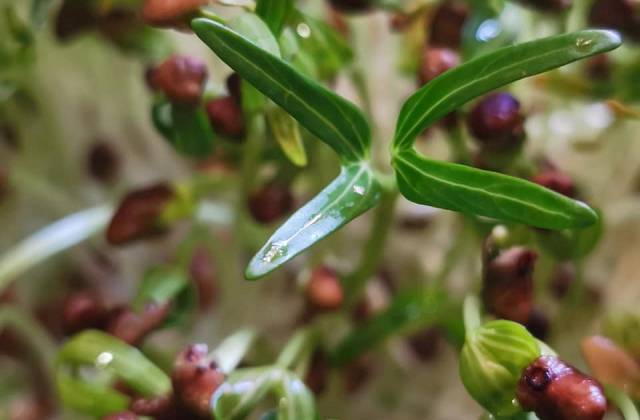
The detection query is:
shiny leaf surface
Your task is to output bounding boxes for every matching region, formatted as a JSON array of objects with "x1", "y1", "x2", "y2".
[
  {"x1": 393, "y1": 148, "x2": 598, "y2": 229},
  {"x1": 246, "y1": 164, "x2": 381, "y2": 279},
  {"x1": 192, "y1": 17, "x2": 370, "y2": 163}
]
